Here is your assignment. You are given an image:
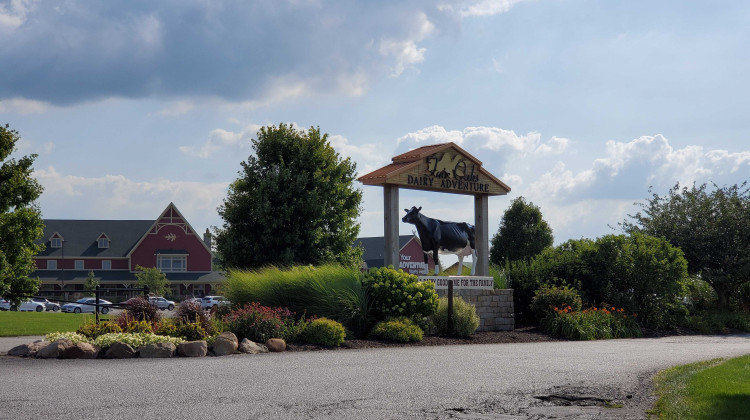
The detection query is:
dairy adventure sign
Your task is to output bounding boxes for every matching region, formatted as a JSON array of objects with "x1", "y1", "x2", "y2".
[{"x1": 405, "y1": 151, "x2": 492, "y2": 194}]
